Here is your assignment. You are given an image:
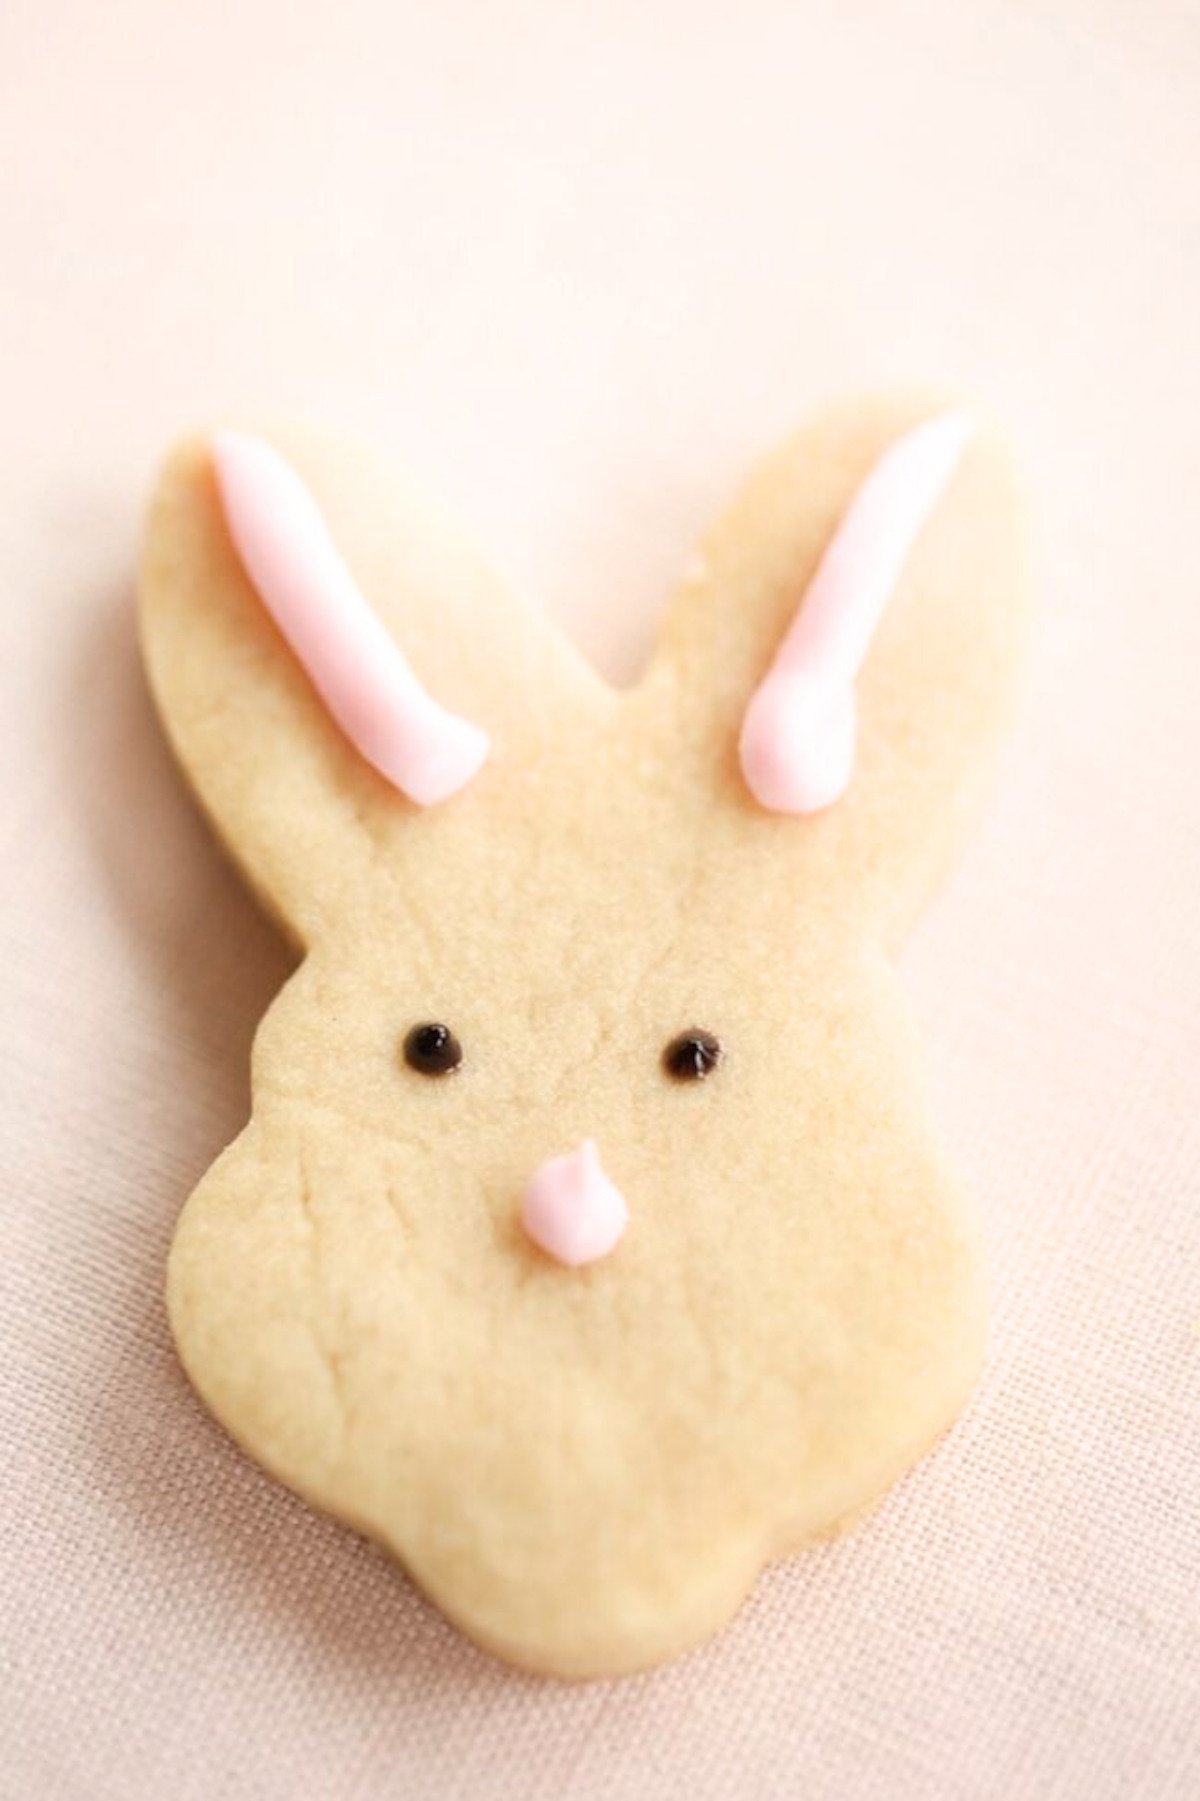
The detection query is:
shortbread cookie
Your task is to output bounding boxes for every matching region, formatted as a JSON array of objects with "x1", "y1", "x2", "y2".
[{"x1": 139, "y1": 394, "x2": 1027, "y2": 1677}]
